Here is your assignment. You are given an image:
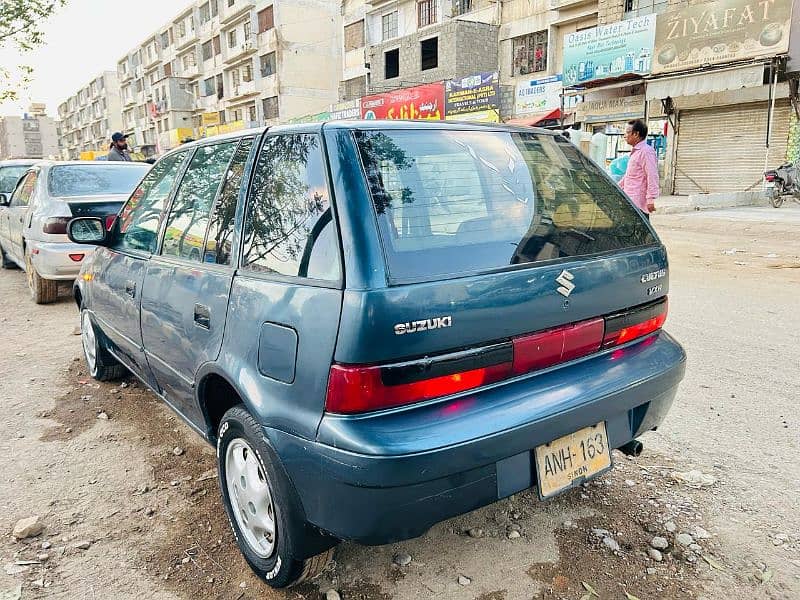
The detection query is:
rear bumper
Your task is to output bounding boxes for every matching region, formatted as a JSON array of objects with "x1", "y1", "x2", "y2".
[
  {"x1": 267, "y1": 331, "x2": 686, "y2": 546},
  {"x1": 29, "y1": 241, "x2": 94, "y2": 280}
]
